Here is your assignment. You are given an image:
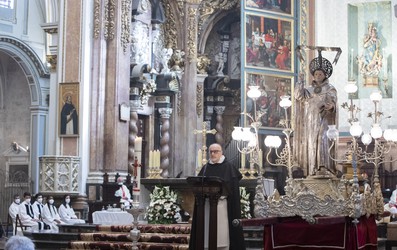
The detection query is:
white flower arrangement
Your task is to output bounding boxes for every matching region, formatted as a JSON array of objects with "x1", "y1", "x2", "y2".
[
  {"x1": 240, "y1": 187, "x2": 252, "y2": 219},
  {"x1": 147, "y1": 185, "x2": 181, "y2": 224}
]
